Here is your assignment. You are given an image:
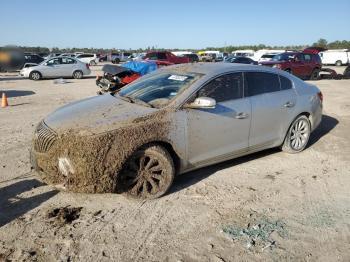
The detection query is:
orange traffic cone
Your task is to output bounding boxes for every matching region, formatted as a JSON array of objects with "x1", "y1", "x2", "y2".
[{"x1": 1, "y1": 93, "x2": 9, "y2": 108}]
